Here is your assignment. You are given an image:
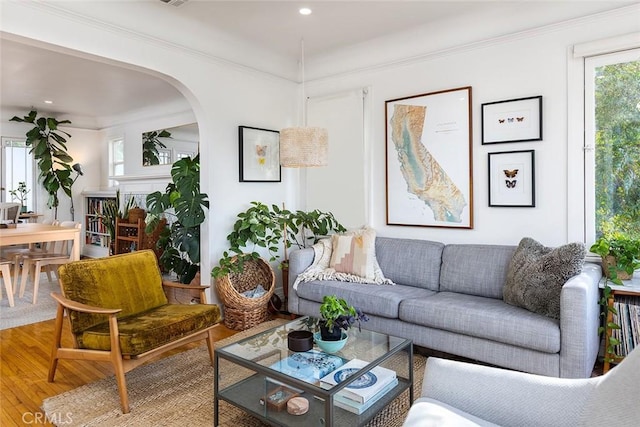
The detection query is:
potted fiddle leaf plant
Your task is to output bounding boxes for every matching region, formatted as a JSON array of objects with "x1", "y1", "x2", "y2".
[
  {"x1": 9, "y1": 110, "x2": 74, "y2": 219},
  {"x1": 142, "y1": 129, "x2": 171, "y2": 166}
]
